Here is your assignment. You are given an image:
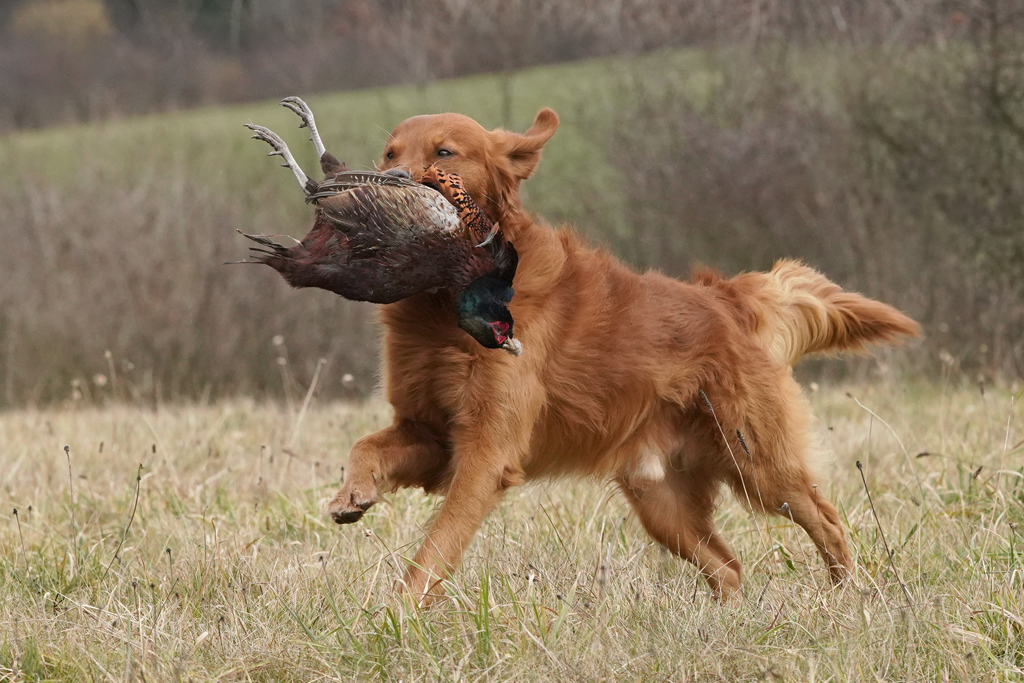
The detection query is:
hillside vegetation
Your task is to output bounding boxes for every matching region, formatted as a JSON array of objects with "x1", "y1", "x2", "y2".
[
  {"x1": 2, "y1": 38, "x2": 1024, "y2": 406},
  {"x1": 0, "y1": 50, "x2": 703, "y2": 405}
]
